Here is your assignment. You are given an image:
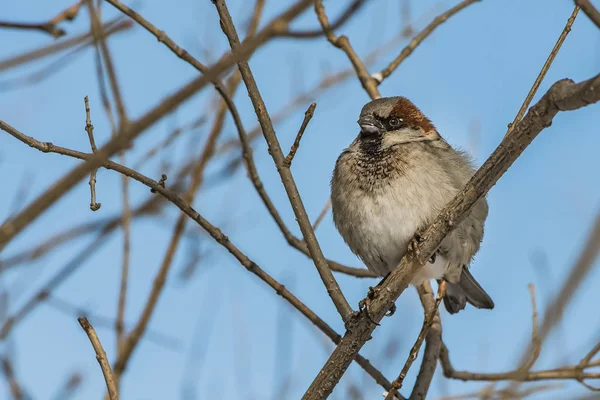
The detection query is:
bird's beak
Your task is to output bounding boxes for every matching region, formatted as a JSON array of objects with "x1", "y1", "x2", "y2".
[{"x1": 358, "y1": 115, "x2": 382, "y2": 135}]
